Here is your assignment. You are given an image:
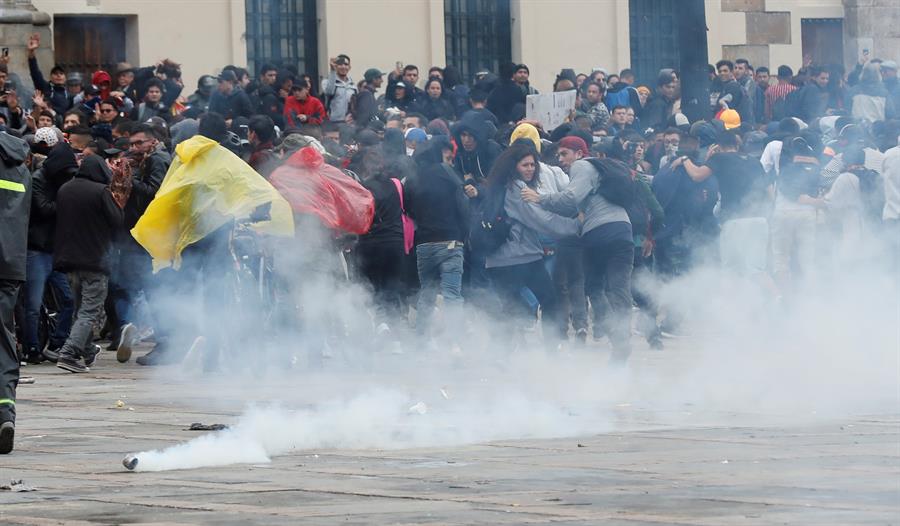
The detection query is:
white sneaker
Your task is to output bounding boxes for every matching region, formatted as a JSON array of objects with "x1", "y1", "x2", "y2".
[{"x1": 117, "y1": 323, "x2": 138, "y2": 363}]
